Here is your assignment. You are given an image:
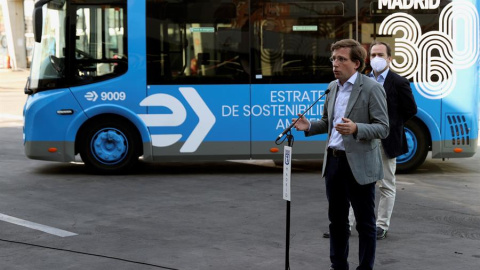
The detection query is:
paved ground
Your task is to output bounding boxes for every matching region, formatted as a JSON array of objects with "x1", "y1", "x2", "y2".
[
  {"x1": 1, "y1": 125, "x2": 480, "y2": 270},
  {"x1": 0, "y1": 69, "x2": 28, "y2": 127},
  {"x1": 1, "y1": 69, "x2": 480, "y2": 269}
]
